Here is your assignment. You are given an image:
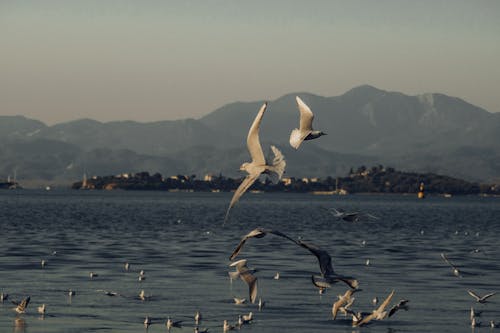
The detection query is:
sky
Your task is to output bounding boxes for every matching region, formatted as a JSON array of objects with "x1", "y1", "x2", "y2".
[{"x1": 1, "y1": 0, "x2": 499, "y2": 125}]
